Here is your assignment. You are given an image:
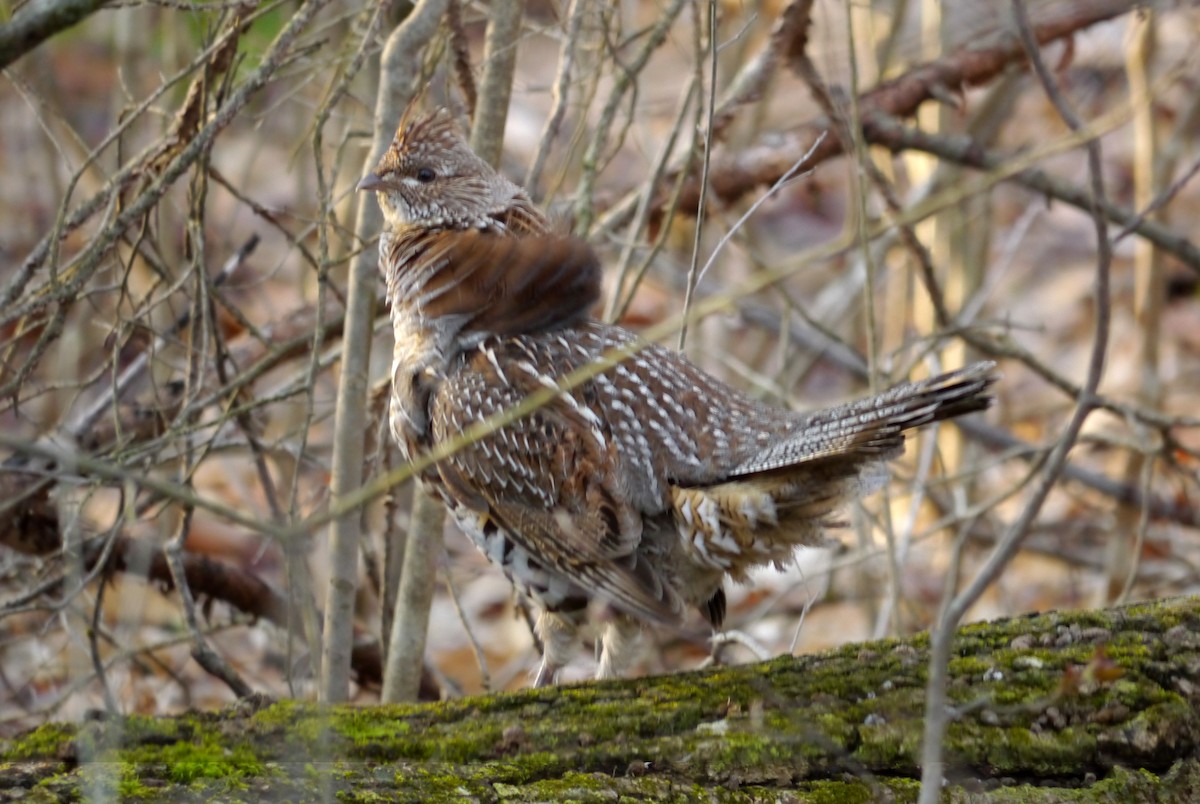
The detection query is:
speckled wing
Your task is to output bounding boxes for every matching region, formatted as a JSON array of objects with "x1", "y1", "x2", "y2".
[
  {"x1": 429, "y1": 348, "x2": 685, "y2": 627},
  {"x1": 728, "y1": 362, "x2": 997, "y2": 478}
]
